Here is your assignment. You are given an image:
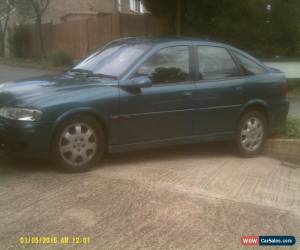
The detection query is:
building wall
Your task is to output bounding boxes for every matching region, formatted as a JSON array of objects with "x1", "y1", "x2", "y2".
[
  {"x1": 39, "y1": 0, "x2": 145, "y2": 25},
  {"x1": 10, "y1": 0, "x2": 145, "y2": 27},
  {"x1": 9, "y1": 0, "x2": 145, "y2": 26},
  {"x1": 44, "y1": 0, "x2": 115, "y2": 24}
]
